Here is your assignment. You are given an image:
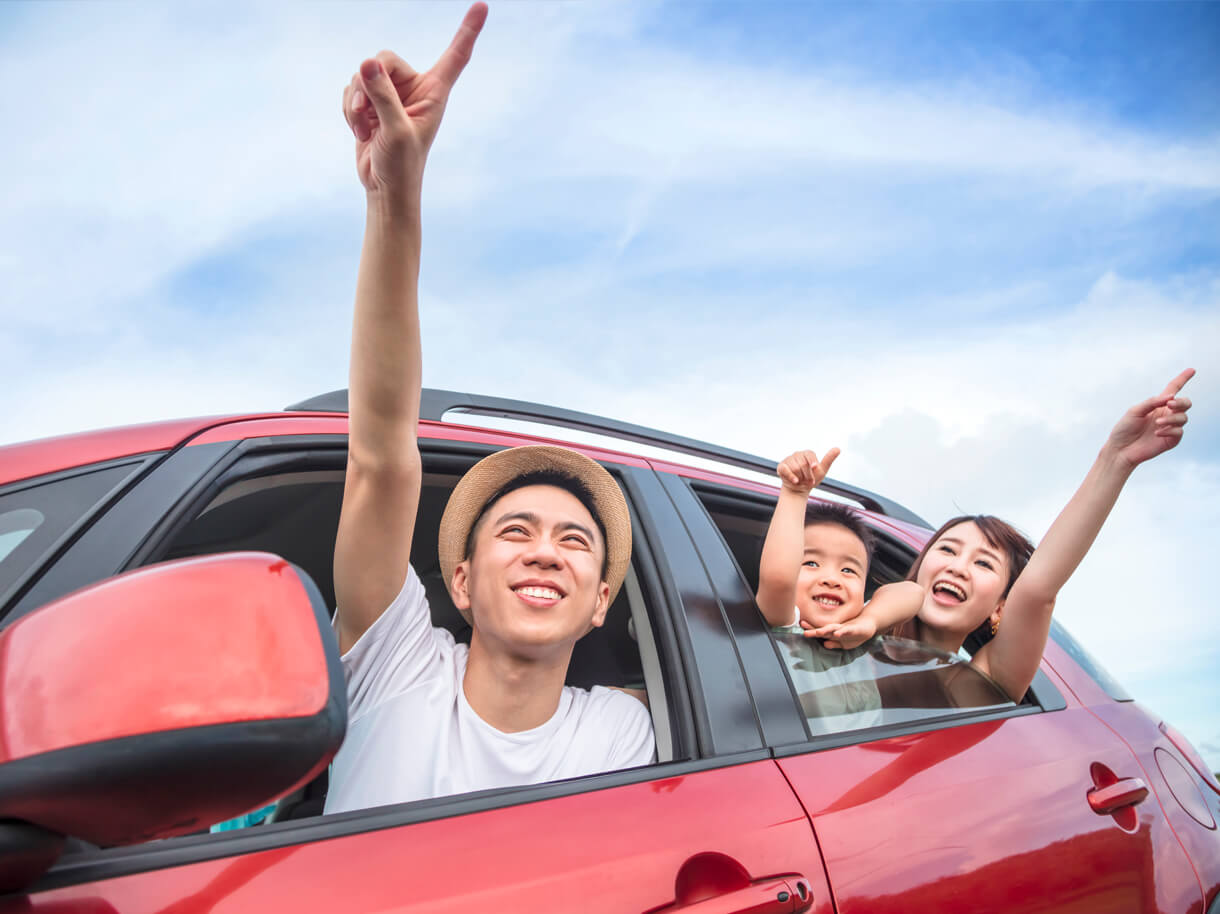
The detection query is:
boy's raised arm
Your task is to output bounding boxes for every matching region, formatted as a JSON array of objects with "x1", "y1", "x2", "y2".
[
  {"x1": 756, "y1": 448, "x2": 840, "y2": 627},
  {"x1": 332, "y1": 5, "x2": 488, "y2": 654}
]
